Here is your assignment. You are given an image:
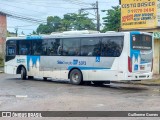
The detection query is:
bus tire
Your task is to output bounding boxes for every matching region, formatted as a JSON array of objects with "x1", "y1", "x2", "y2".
[
  {"x1": 70, "y1": 69, "x2": 83, "y2": 85},
  {"x1": 21, "y1": 67, "x2": 27, "y2": 80},
  {"x1": 92, "y1": 81, "x2": 104, "y2": 86}
]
